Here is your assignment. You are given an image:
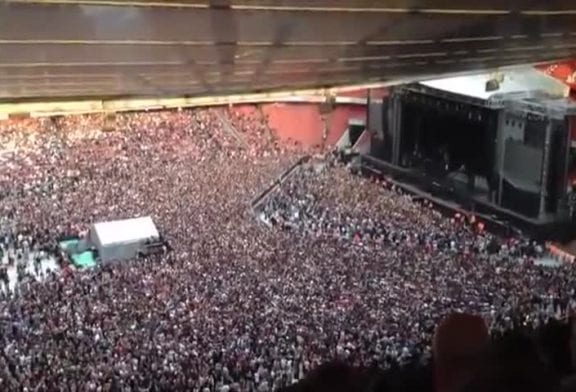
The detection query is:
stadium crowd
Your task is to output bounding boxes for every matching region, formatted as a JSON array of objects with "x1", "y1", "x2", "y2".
[{"x1": 0, "y1": 107, "x2": 574, "y2": 391}]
